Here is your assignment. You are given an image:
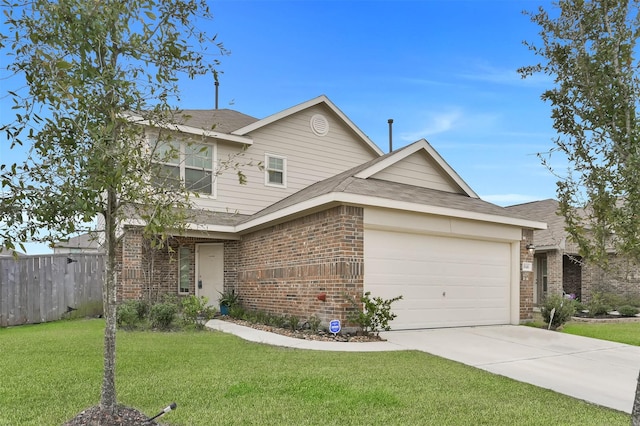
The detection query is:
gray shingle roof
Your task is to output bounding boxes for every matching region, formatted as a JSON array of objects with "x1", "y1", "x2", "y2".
[
  {"x1": 175, "y1": 109, "x2": 259, "y2": 133},
  {"x1": 244, "y1": 157, "x2": 538, "y2": 225},
  {"x1": 185, "y1": 209, "x2": 251, "y2": 227},
  {"x1": 506, "y1": 199, "x2": 565, "y2": 248}
]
